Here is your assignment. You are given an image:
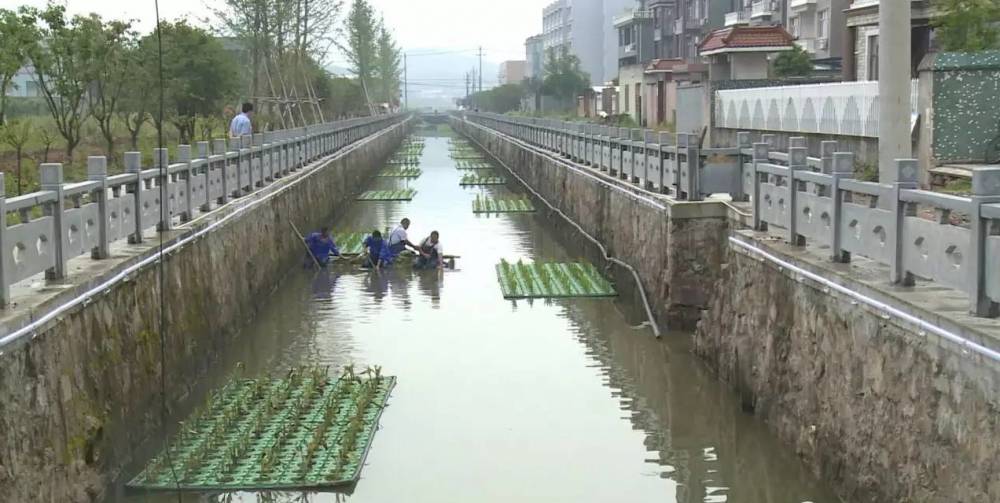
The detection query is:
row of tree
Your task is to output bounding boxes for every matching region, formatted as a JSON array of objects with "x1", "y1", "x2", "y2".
[
  {"x1": 462, "y1": 47, "x2": 590, "y2": 114},
  {"x1": 0, "y1": 0, "x2": 404, "y2": 167}
]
